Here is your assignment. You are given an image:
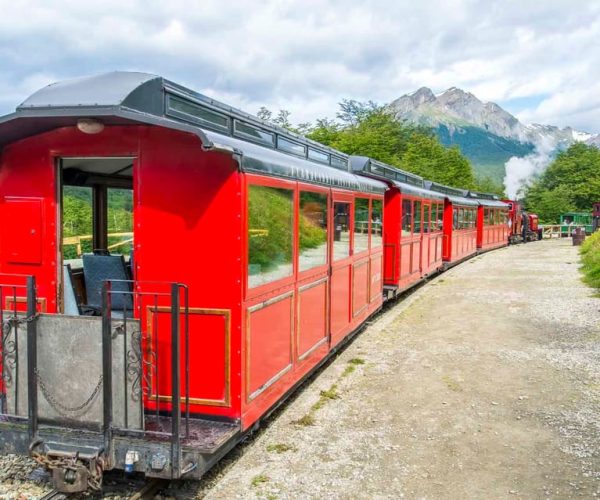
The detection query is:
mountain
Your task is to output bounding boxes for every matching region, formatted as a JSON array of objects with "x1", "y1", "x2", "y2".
[{"x1": 387, "y1": 87, "x2": 597, "y2": 183}]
